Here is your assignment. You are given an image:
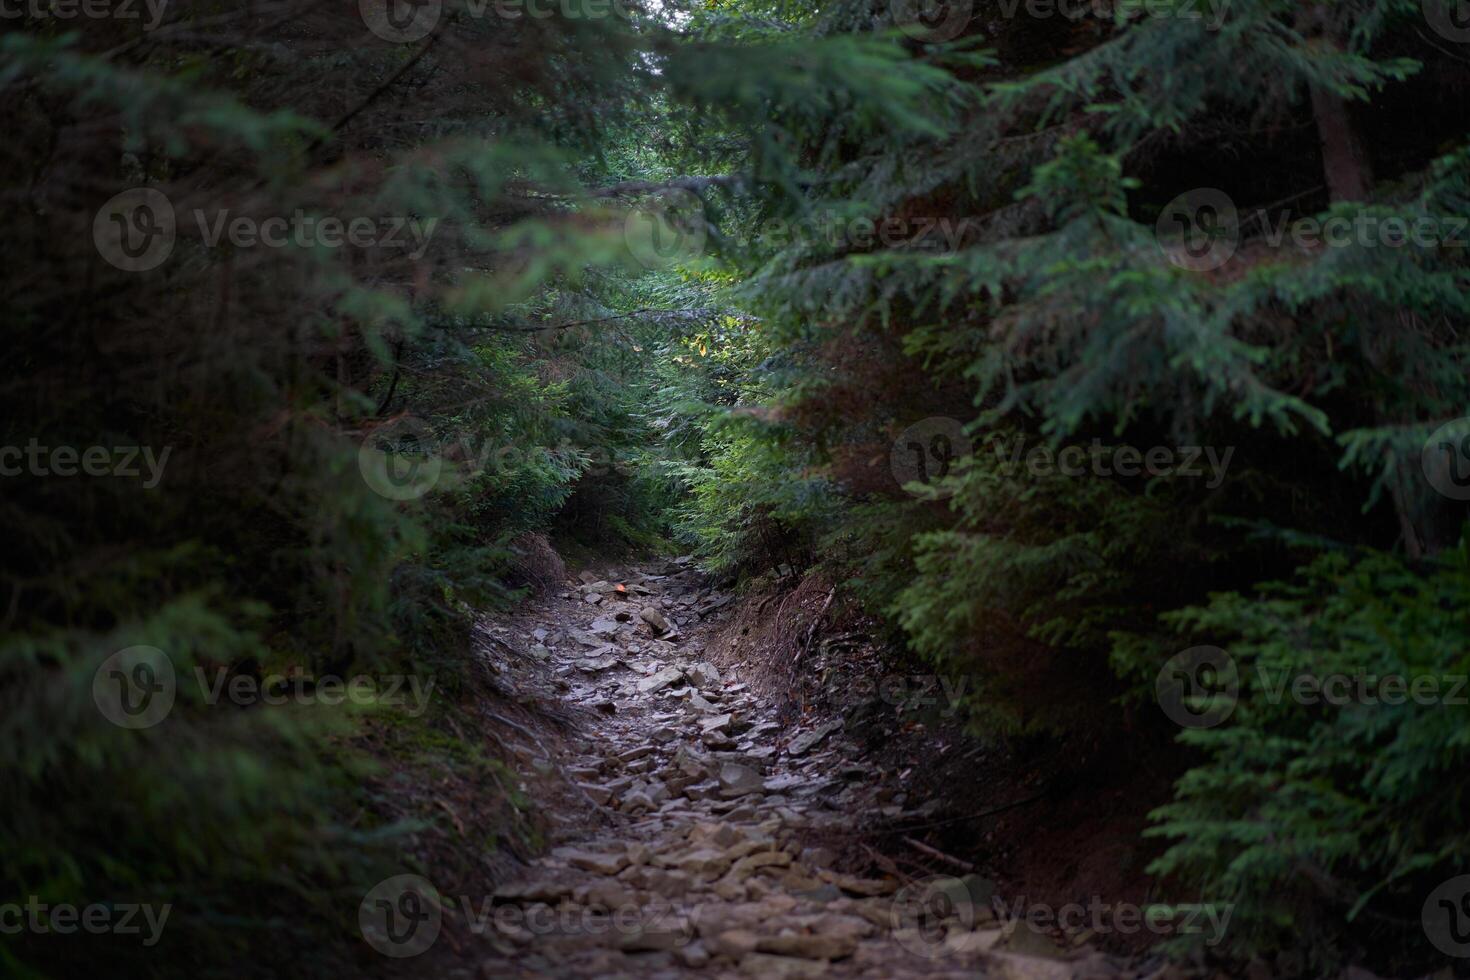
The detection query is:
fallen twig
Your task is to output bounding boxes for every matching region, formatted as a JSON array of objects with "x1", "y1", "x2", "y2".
[
  {"x1": 901, "y1": 835, "x2": 975, "y2": 872},
  {"x1": 794, "y1": 586, "x2": 836, "y2": 665},
  {"x1": 859, "y1": 842, "x2": 914, "y2": 885},
  {"x1": 484, "y1": 708, "x2": 541, "y2": 744}
]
